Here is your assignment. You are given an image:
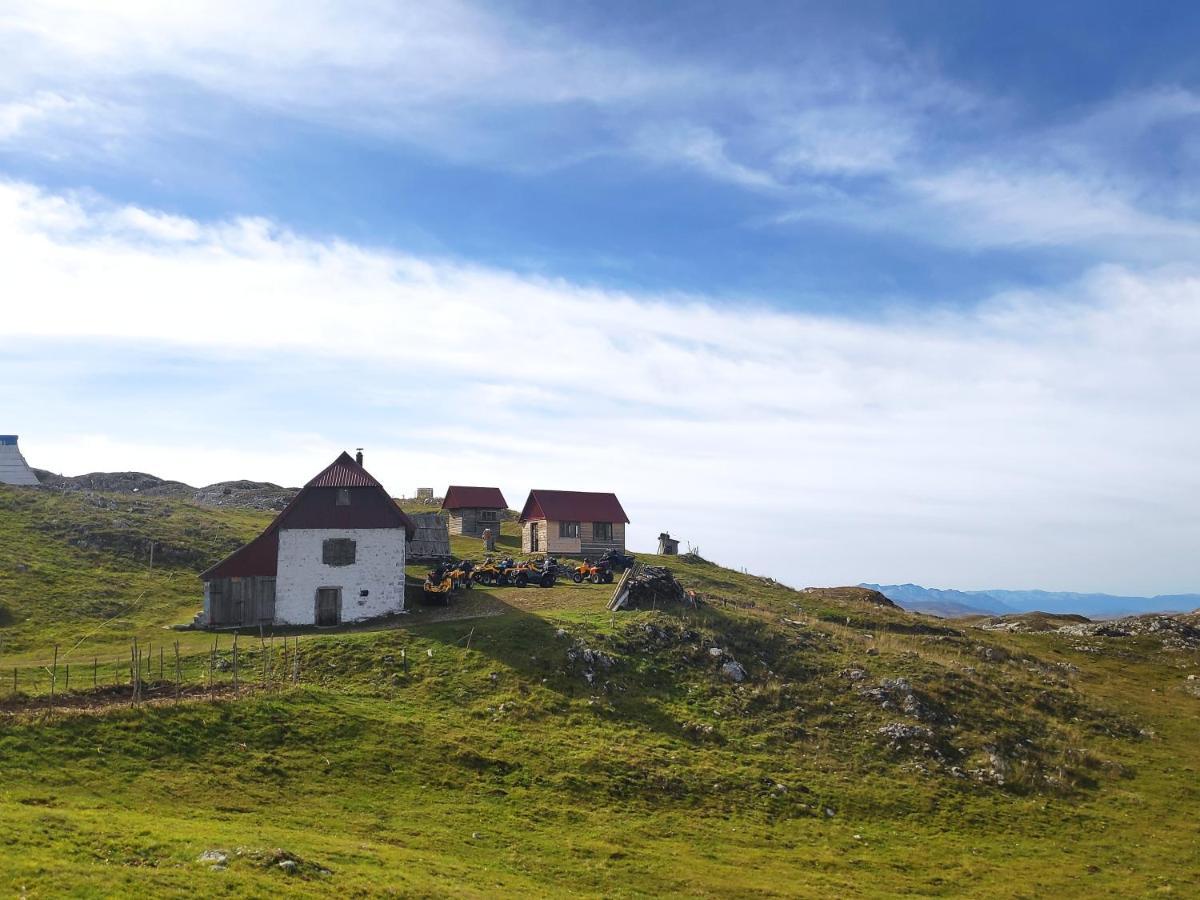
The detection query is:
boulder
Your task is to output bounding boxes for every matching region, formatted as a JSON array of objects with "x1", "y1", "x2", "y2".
[{"x1": 721, "y1": 661, "x2": 747, "y2": 683}]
